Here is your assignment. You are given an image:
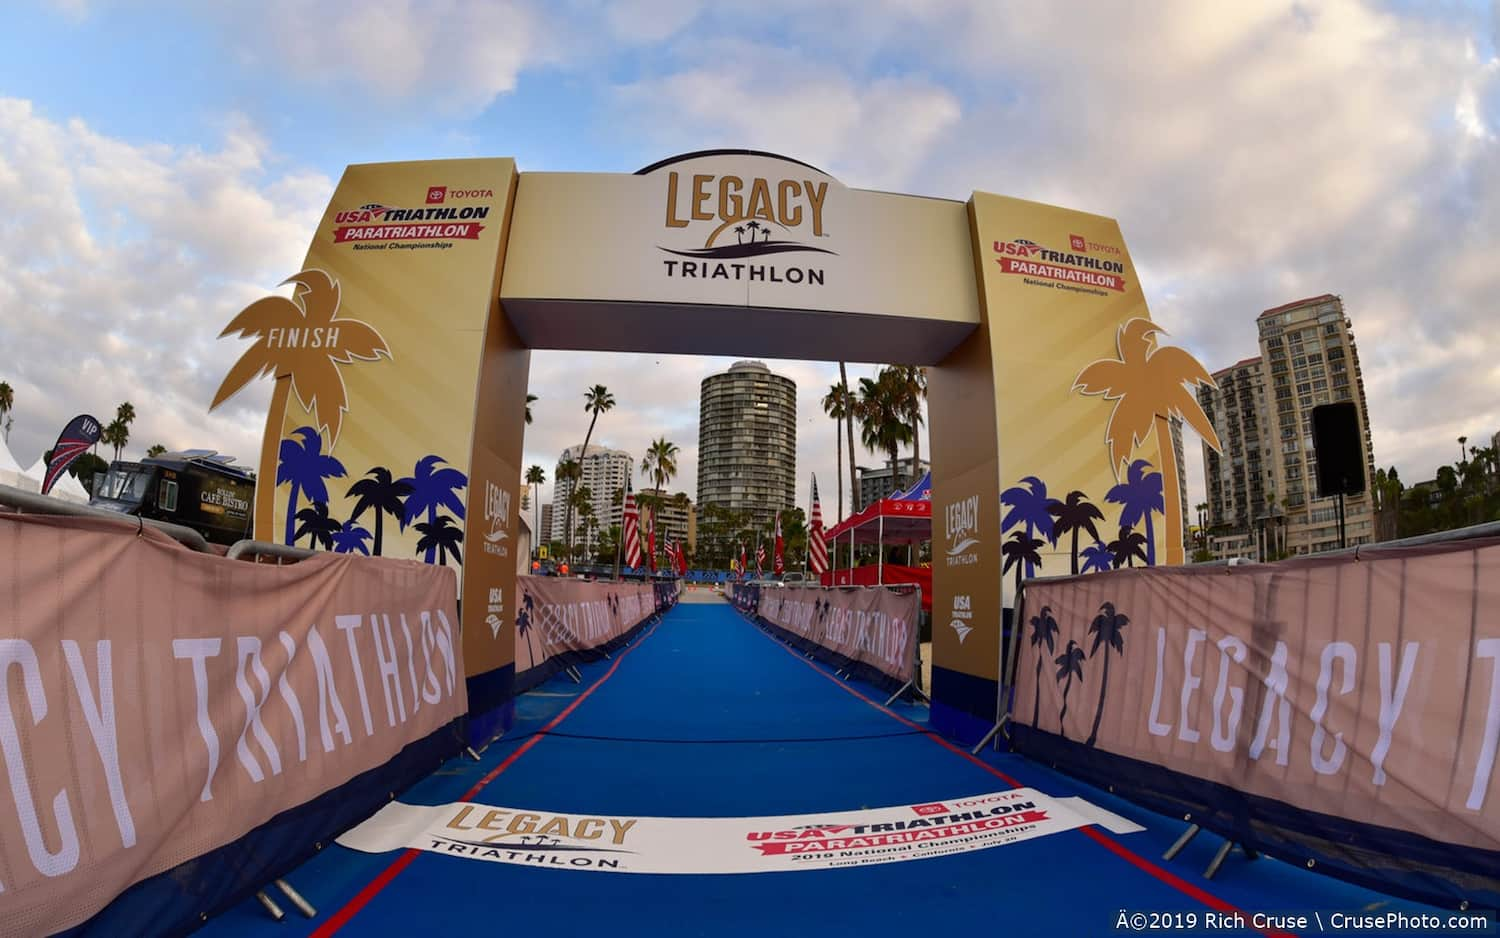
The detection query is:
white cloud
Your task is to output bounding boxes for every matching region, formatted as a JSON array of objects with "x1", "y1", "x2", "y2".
[{"x1": 0, "y1": 98, "x2": 331, "y2": 471}]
